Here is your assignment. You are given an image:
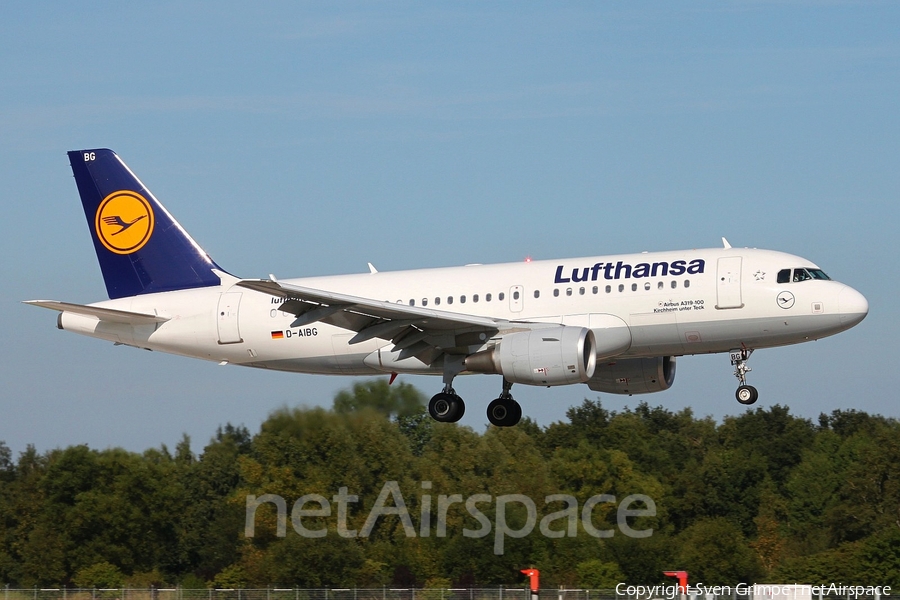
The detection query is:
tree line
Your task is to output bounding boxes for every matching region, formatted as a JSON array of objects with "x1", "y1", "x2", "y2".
[{"x1": 1, "y1": 380, "x2": 898, "y2": 588}]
